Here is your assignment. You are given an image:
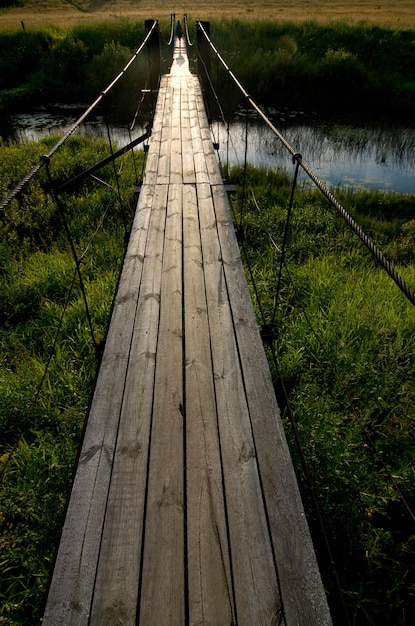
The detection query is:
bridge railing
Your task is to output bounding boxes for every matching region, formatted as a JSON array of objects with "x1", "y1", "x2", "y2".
[
  {"x1": 195, "y1": 22, "x2": 415, "y2": 624},
  {"x1": 196, "y1": 21, "x2": 415, "y2": 307}
]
